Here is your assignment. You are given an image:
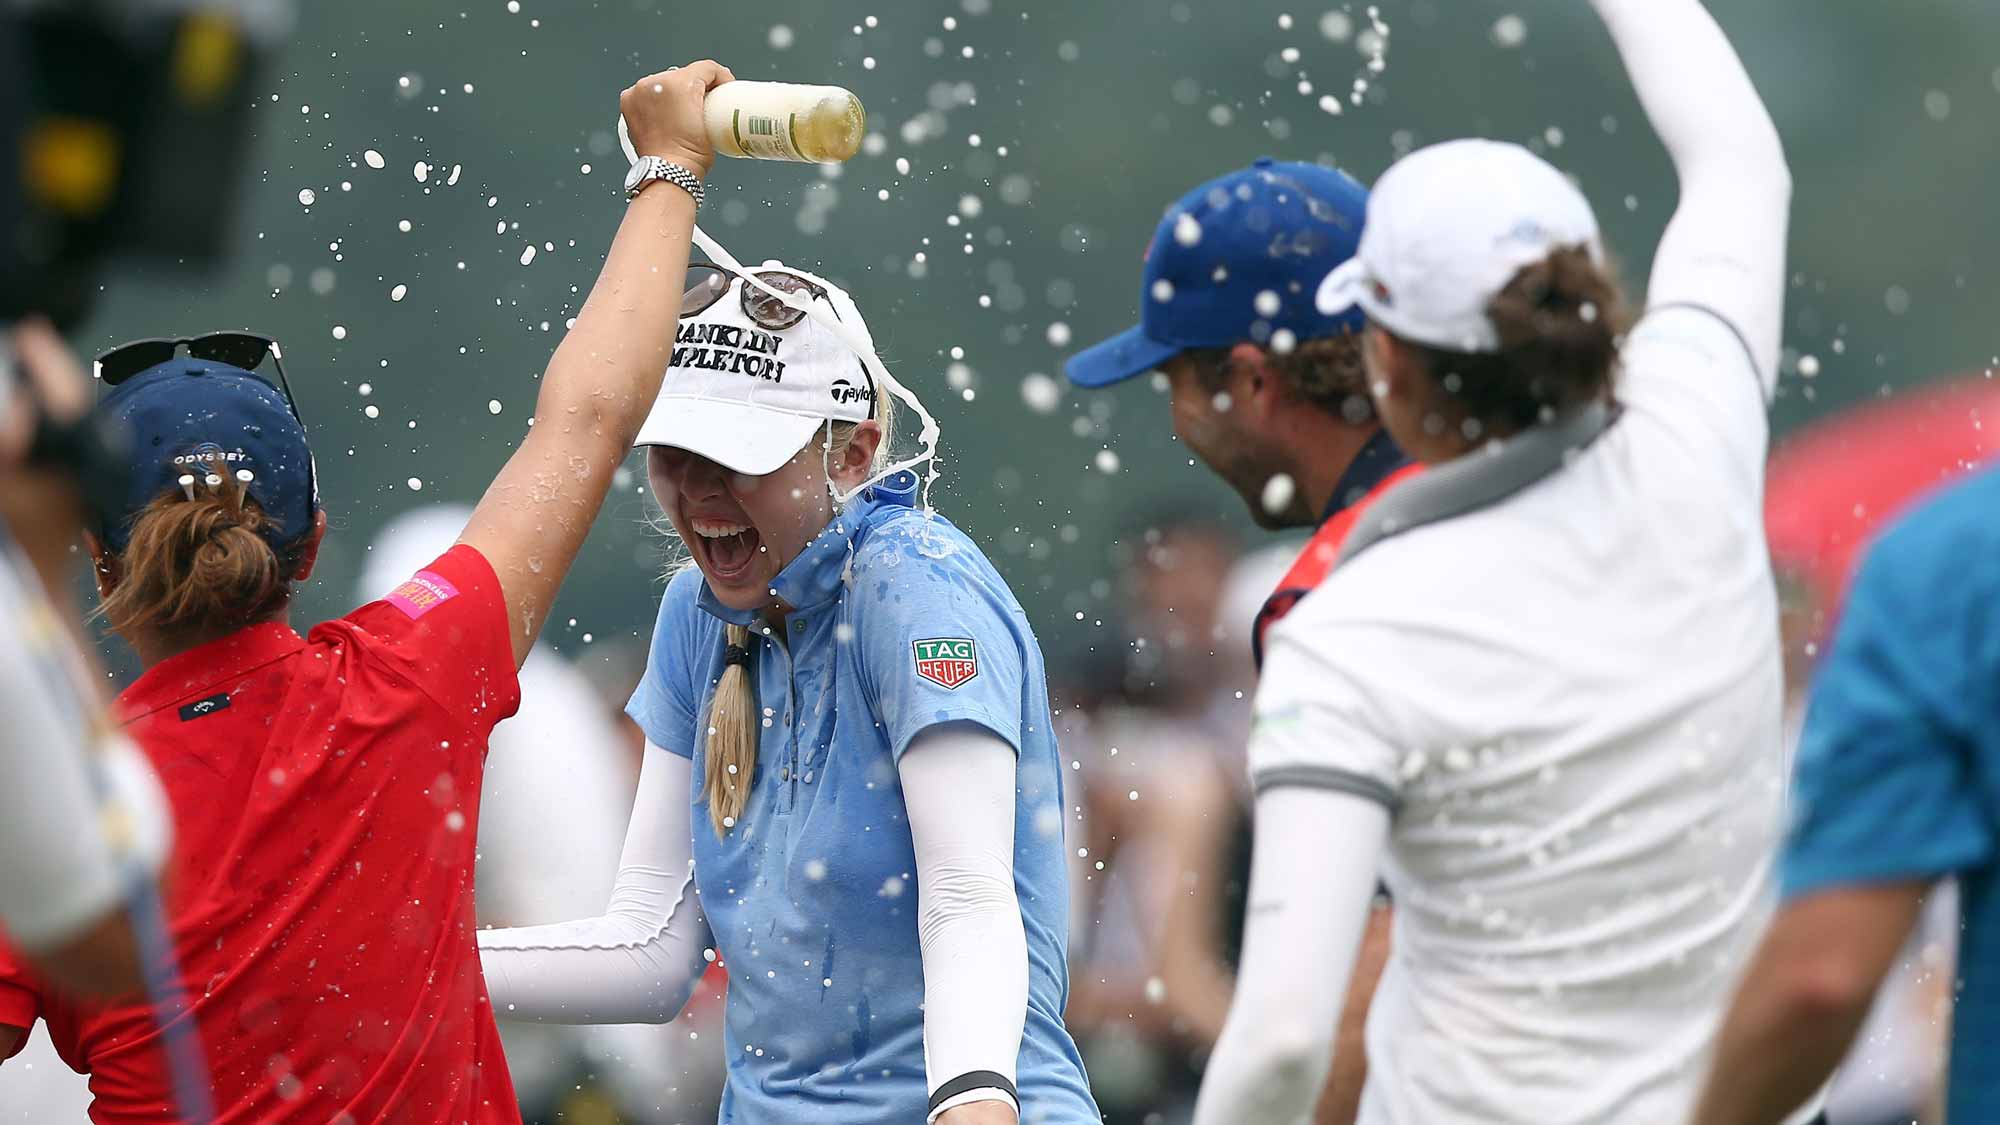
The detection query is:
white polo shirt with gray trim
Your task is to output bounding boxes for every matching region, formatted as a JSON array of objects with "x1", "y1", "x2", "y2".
[{"x1": 1250, "y1": 306, "x2": 1789, "y2": 1124}]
